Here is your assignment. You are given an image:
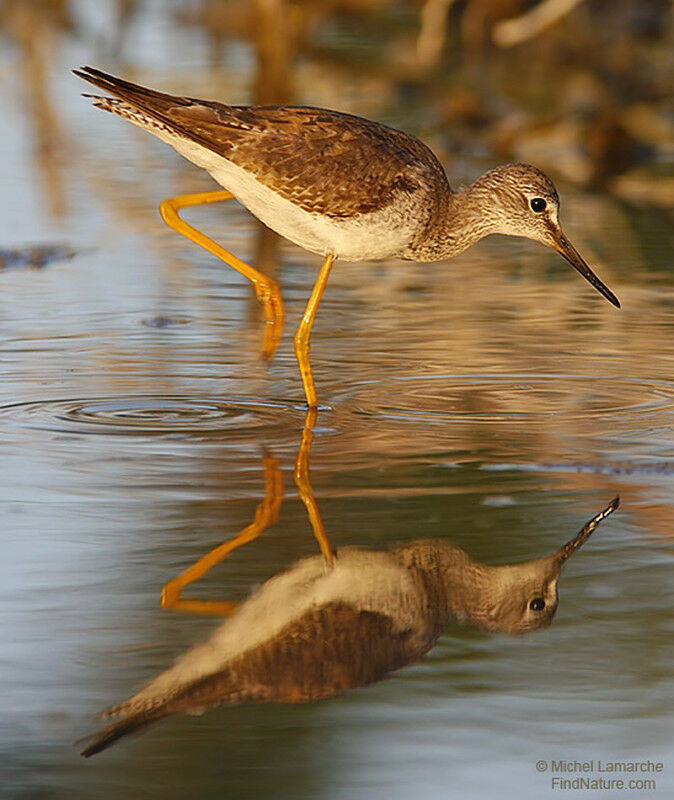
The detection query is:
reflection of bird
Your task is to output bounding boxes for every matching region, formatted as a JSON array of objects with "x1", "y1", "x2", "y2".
[
  {"x1": 81, "y1": 497, "x2": 618, "y2": 757},
  {"x1": 74, "y1": 67, "x2": 620, "y2": 408}
]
